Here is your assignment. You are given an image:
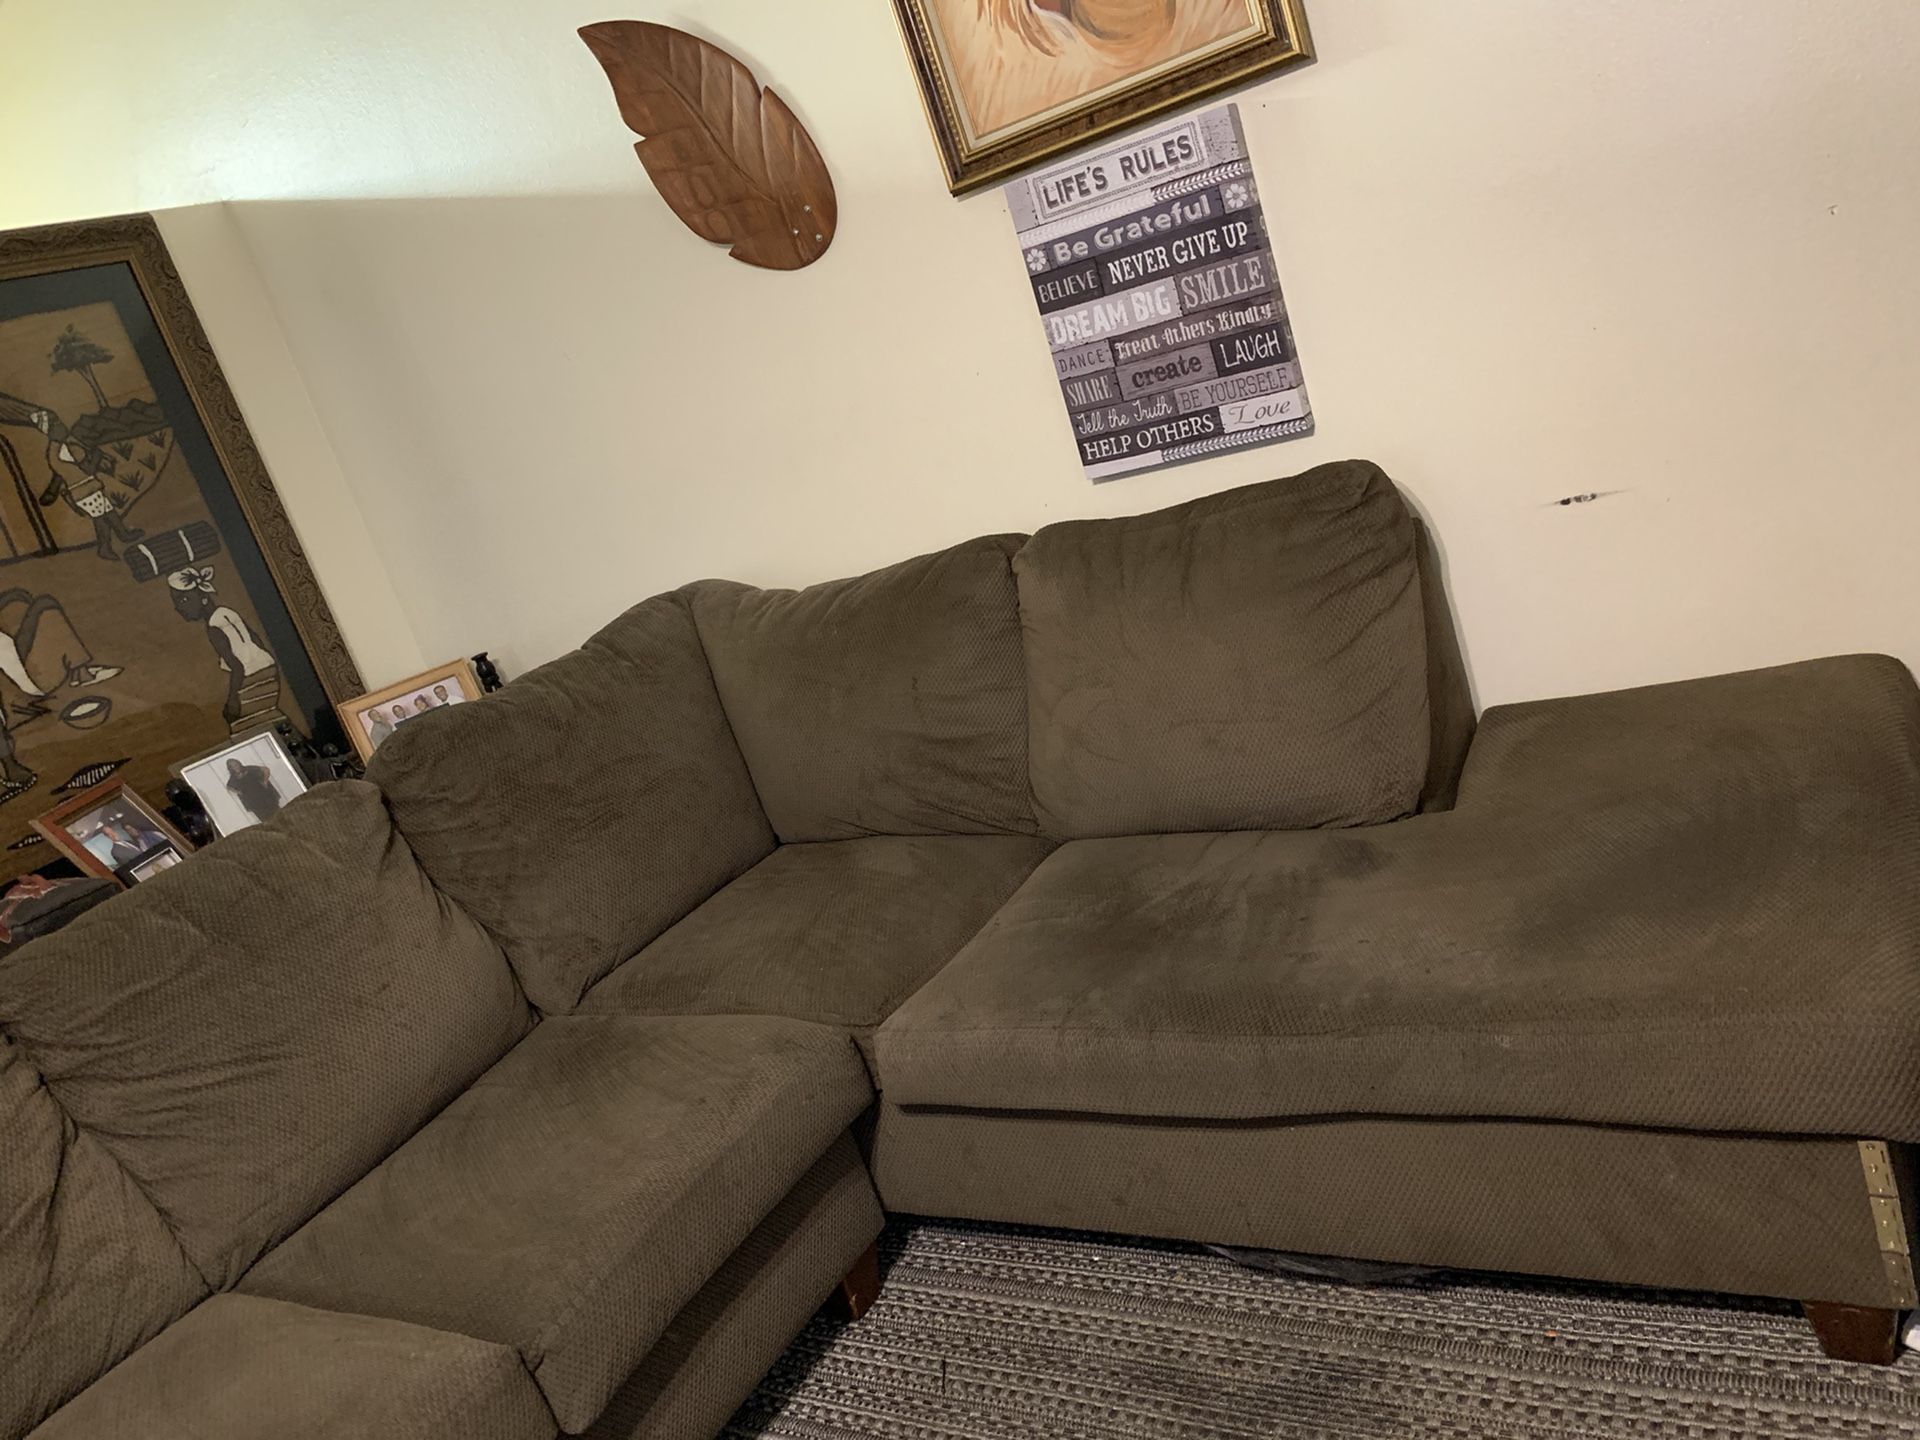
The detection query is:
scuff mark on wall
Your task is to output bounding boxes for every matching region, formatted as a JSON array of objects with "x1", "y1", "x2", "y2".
[{"x1": 1546, "y1": 490, "x2": 1628, "y2": 508}]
